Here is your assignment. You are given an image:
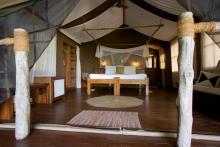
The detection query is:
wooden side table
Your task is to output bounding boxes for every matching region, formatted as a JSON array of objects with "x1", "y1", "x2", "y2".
[
  {"x1": 34, "y1": 77, "x2": 65, "y2": 104},
  {"x1": 0, "y1": 98, "x2": 13, "y2": 120},
  {"x1": 30, "y1": 83, "x2": 49, "y2": 104}
]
